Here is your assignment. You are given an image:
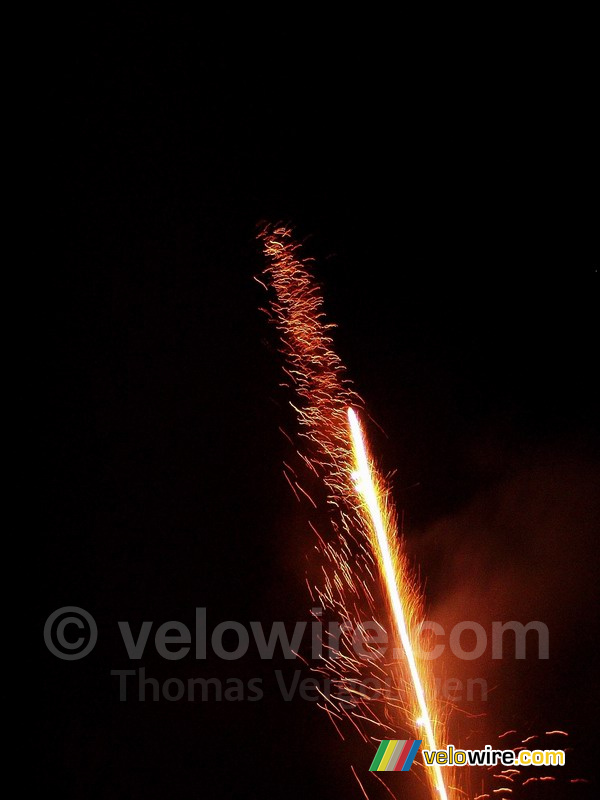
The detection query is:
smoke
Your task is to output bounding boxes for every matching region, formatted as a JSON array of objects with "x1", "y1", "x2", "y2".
[{"x1": 412, "y1": 444, "x2": 599, "y2": 752}]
